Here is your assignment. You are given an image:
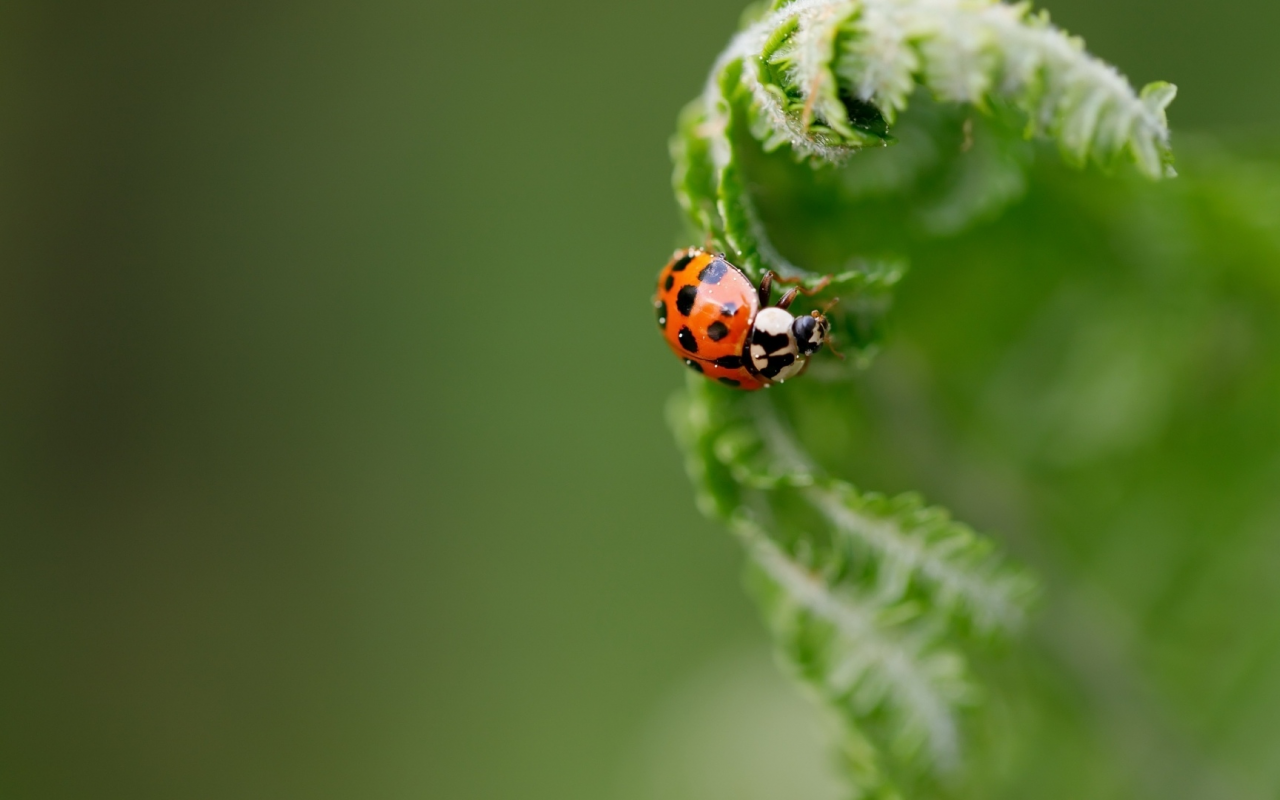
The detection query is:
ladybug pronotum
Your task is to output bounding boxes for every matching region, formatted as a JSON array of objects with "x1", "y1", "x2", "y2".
[{"x1": 654, "y1": 247, "x2": 831, "y2": 390}]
